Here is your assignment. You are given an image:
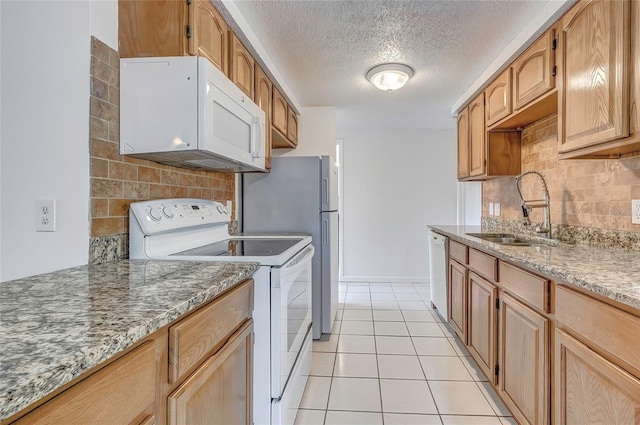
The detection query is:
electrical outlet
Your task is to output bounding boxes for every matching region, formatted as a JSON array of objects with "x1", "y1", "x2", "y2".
[
  {"x1": 489, "y1": 203, "x2": 494, "y2": 216},
  {"x1": 35, "y1": 200, "x2": 56, "y2": 232},
  {"x1": 633, "y1": 199, "x2": 640, "y2": 224},
  {"x1": 494, "y1": 203, "x2": 501, "y2": 217}
]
